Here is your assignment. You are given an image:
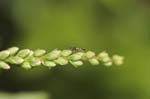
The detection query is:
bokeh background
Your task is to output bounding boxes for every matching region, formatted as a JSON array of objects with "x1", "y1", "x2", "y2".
[{"x1": 0, "y1": 0, "x2": 149, "y2": 99}]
